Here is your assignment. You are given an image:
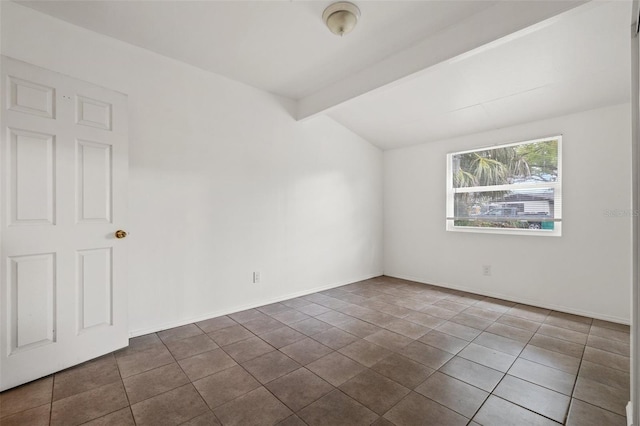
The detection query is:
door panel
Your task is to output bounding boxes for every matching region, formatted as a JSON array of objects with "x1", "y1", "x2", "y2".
[
  {"x1": 0, "y1": 57, "x2": 128, "y2": 391},
  {"x1": 76, "y1": 139, "x2": 112, "y2": 223},
  {"x1": 9, "y1": 253, "x2": 56, "y2": 352},
  {"x1": 9, "y1": 129, "x2": 56, "y2": 225},
  {"x1": 77, "y1": 247, "x2": 113, "y2": 331}
]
